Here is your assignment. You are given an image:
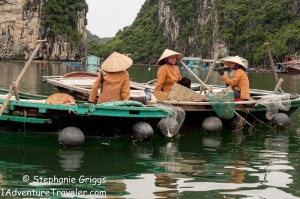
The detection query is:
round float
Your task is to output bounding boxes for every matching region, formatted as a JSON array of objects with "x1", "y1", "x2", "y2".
[
  {"x1": 202, "y1": 116, "x2": 223, "y2": 132},
  {"x1": 271, "y1": 113, "x2": 291, "y2": 128},
  {"x1": 131, "y1": 122, "x2": 154, "y2": 142},
  {"x1": 58, "y1": 126, "x2": 85, "y2": 147}
]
